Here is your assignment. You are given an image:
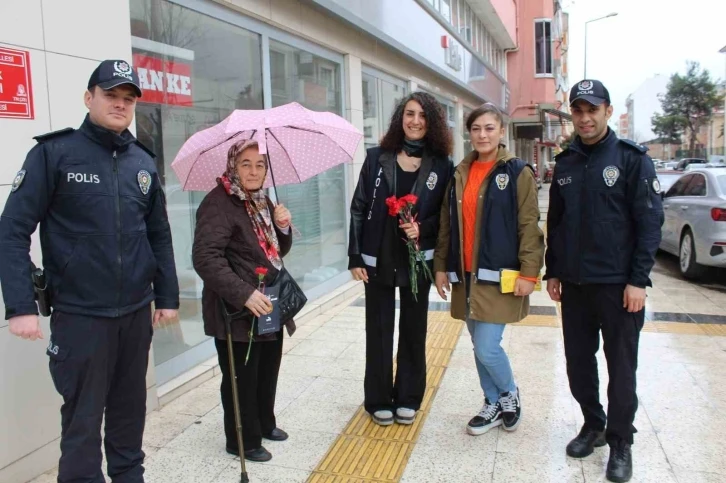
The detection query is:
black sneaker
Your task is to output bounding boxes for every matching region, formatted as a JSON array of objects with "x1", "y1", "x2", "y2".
[
  {"x1": 499, "y1": 388, "x2": 521, "y2": 431},
  {"x1": 566, "y1": 425, "x2": 606, "y2": 458},
  {"x1": 467, "y1": 399, "x2": 502, "y2": 436},
  {"x1": 606, "y1": 440, "x2": 633, "y2": 483}
]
